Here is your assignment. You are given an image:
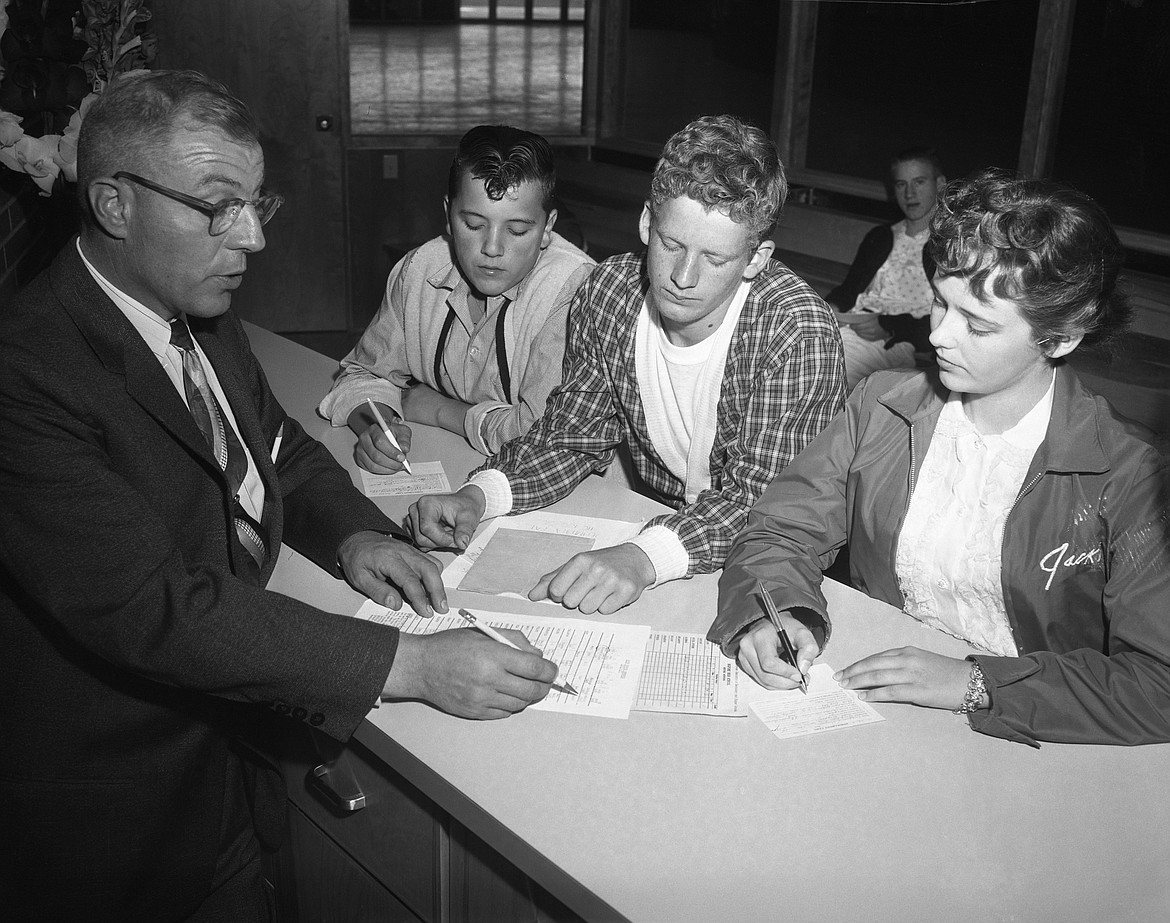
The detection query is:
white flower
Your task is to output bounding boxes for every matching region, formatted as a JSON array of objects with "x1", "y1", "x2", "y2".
[
  {"x1": 54, "y1": 92, "x2": 96, "y2": 183},
  {"x1": 0, "y1": 109, "x2": 23, "y2": 146},
  {"x1": 0, "y1": 134, "x2": 63, "y2": 195}
]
